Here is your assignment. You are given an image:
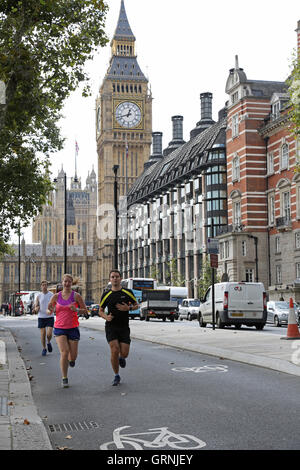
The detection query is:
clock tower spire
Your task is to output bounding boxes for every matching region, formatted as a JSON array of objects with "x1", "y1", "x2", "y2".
[{"x1": 95, "y1": 0, "x2": 152, "y2": 293}]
